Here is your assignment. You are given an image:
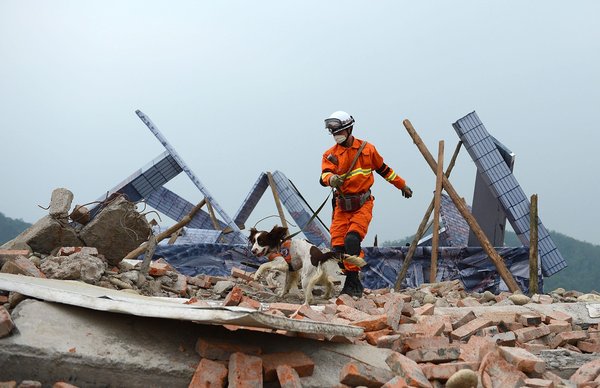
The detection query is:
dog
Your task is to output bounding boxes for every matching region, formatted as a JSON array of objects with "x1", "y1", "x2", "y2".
[{"x1": 249, "y1": 225, "x2": 365, "y2": 305}]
